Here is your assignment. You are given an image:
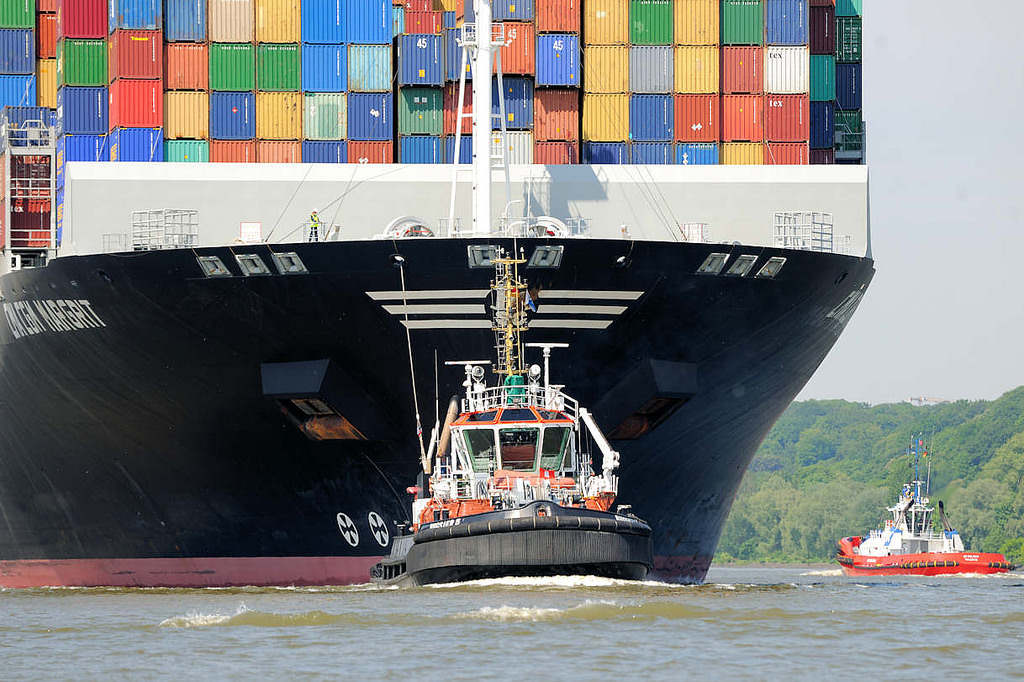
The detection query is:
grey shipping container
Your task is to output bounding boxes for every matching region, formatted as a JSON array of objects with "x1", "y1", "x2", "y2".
[{"x1": 629, "y1": 46, "x2": 673, "y2": 94}]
